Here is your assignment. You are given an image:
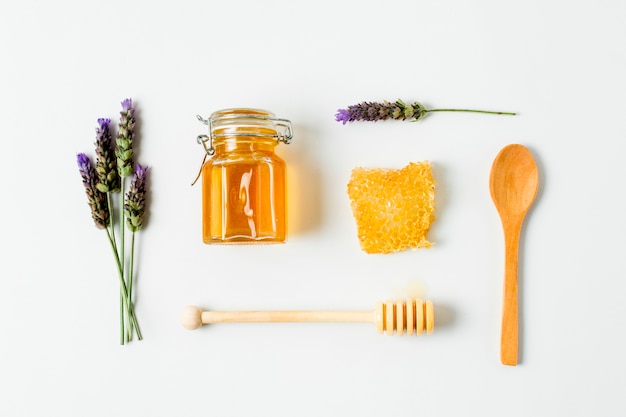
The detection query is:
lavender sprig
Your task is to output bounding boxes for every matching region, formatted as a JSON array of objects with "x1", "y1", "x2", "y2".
[
  {"x1": 124, "y1": 164, "x2": 148, "y2": 338},
  {"x1": 95, "y1": 118, "x2": 120, "y2": 193},
  {"x1": 77, "y1": 153, "x2": 110, "y2": 229},
  {"x1": 115, "y1": 98, "x2": 136, "y2": 342},
  {"x1": 335, "y1": 99, "x2": 516, "y2": 124}
]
